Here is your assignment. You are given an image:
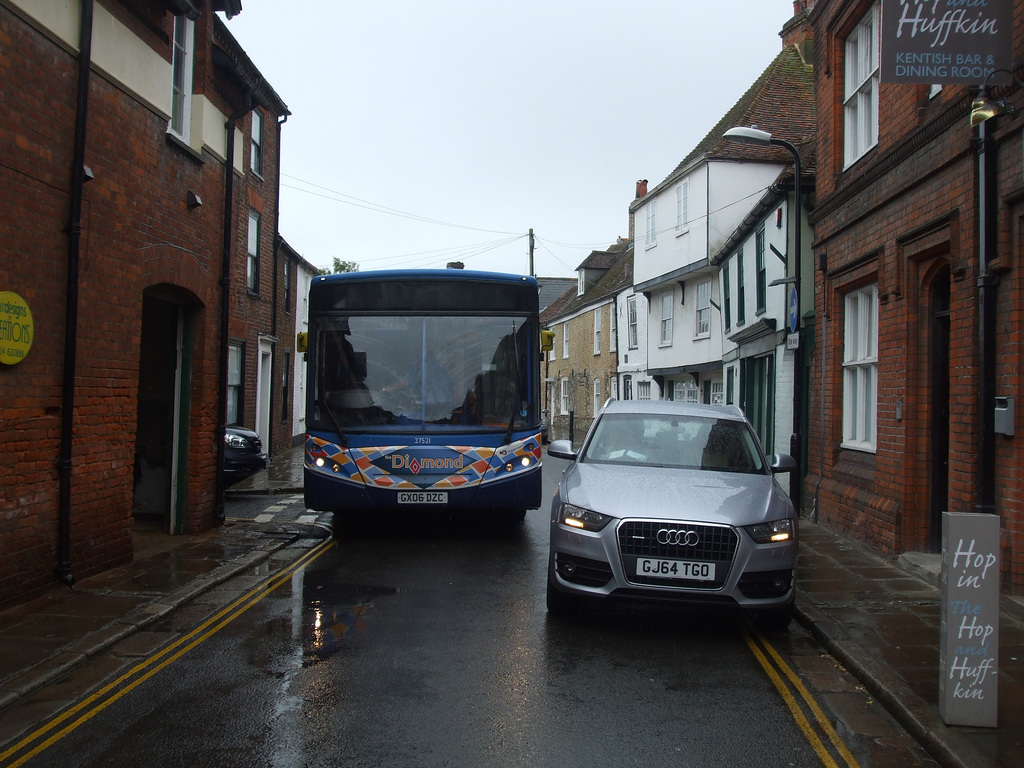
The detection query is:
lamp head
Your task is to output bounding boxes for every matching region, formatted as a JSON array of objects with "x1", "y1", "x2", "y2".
[
  {"x1": 970, "y1": 69, "x2": 1024, "y2": 127},
  {"x1": 970, "y1": 89, "x2": 1009, "y2": 127},
  {"x1": 723, "y1": 126, "x2": 773, "y2": 146}
]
